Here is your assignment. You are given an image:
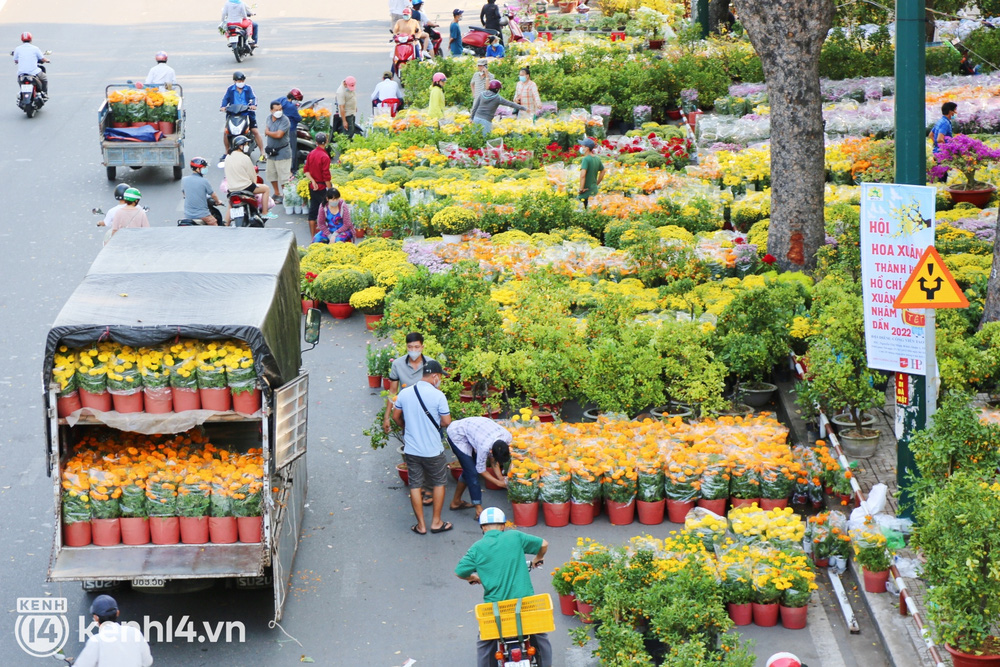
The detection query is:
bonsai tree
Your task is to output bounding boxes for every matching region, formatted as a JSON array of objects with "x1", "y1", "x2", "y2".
[
  {"x1": 581, "y1": 321, "x2": 665, "y2": 416},
  {"x1": 929, "y1": 134, "x2": 1000, "y2": 191},
  {"x1": 654, "y1": 320, "x2": 728, "y2": 416}
]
